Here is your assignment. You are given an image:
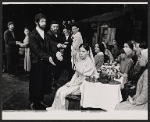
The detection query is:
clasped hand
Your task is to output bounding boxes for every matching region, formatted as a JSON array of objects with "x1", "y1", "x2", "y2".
[
  {"x1": 56, "y1": 51, "x2": 63, "y2": 61},
  {"x1": 16, "y1": 41, "x2": 22, "y2": 46}
]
